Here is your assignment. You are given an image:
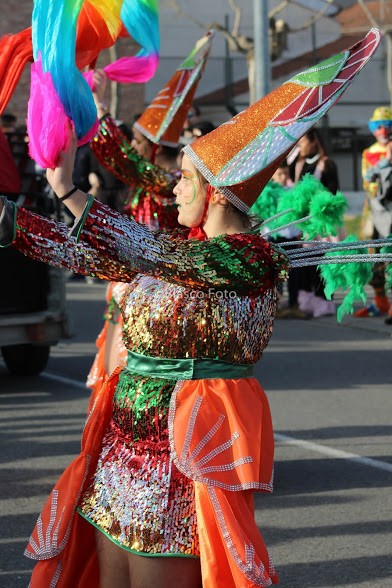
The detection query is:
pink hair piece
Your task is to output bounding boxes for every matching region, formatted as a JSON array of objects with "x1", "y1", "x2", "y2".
[
  {"x1": 27, "y1": 58, "x2": 70, "y2": 169},
  {"x1": 84, "y1": 53, "x2": 160, "y2": 90}
]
